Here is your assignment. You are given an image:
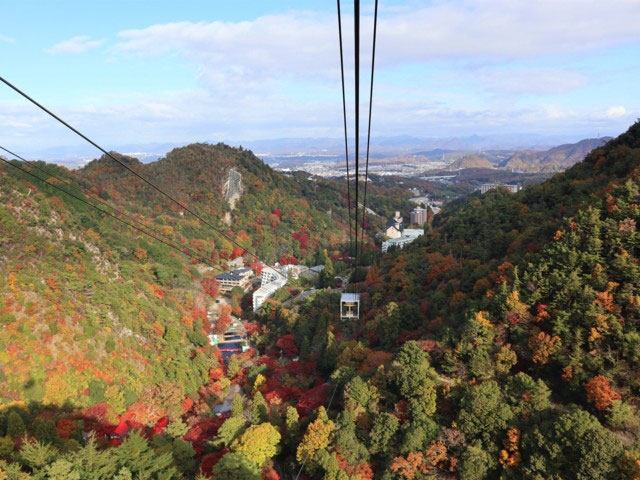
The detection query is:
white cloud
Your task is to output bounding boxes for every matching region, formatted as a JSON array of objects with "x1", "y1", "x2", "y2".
[
  {"x1": 0, "y1": 34, "x2": 15, "y2": 44},
  {"x1": 606, "y1": 105, "x2": 627, "y2": 118},
  {"x1": 3, "y1": 1, "x2": 640, "y2": 153},
  {"x1": 476, "y1": 69, "x2": 589, "y2": 95},
  {"x1": 113, "y1": 1, "x2": 640, "y2": 76},
  {"x1": 45, "y1": 35, "x2": 104, "y2": 55}
]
